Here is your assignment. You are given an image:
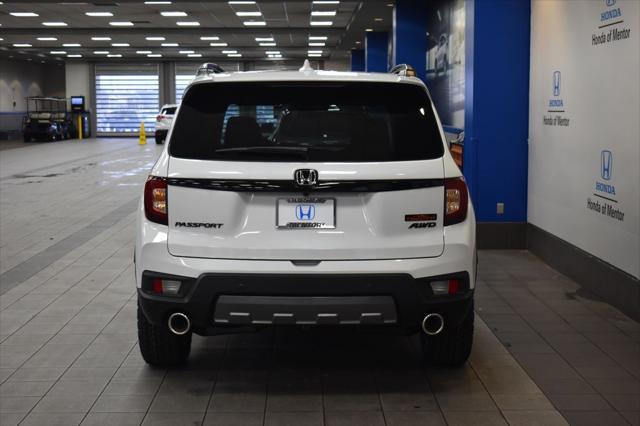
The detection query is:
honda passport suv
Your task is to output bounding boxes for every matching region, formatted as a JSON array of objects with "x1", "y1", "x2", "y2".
[{"x1": 135, "y1": 62, "x2": 476, "y2": 368}]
